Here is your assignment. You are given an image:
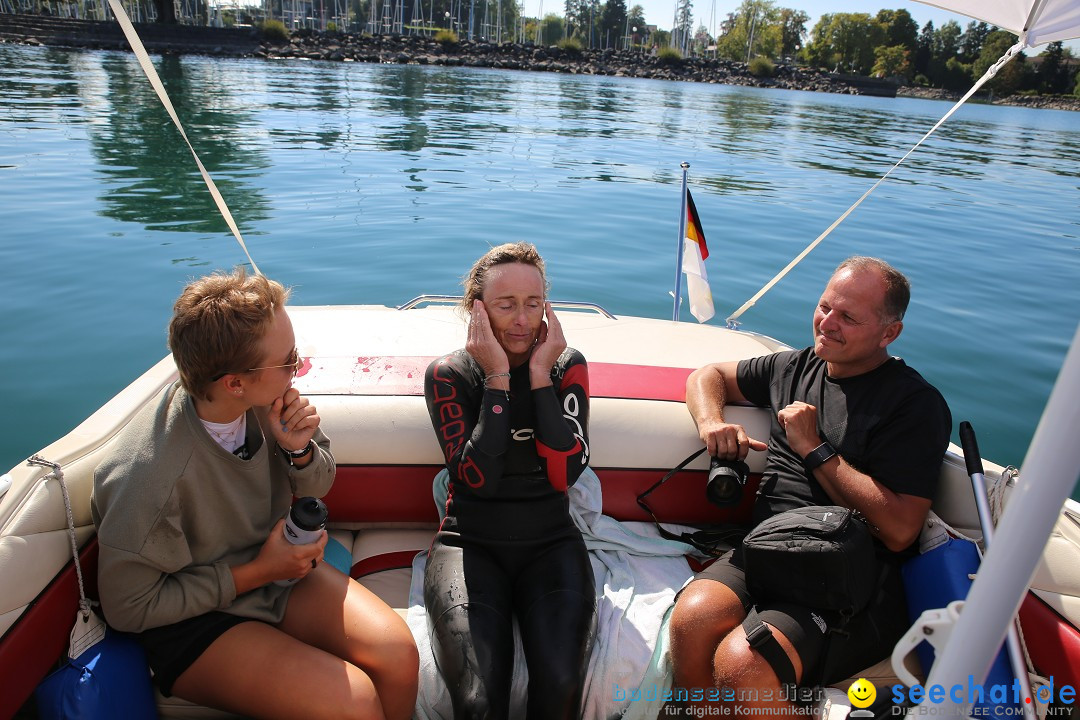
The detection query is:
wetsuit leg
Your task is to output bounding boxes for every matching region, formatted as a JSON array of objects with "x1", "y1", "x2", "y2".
[
  {"x1": 515, "y1": 534, "x2": 597, "y2": 720},
  {"x1": 425, "y1": 535, "x2": 515, "y2": 720}
]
